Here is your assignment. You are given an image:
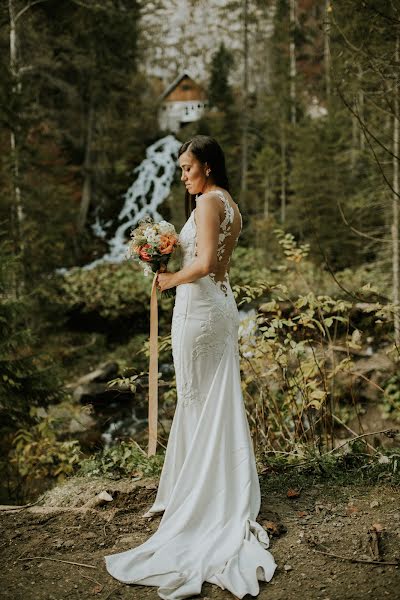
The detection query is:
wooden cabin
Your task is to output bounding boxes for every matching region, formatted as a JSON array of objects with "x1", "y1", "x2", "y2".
[{"x1": 158, "y1": 72, "x2": 208, "y2": 133}]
